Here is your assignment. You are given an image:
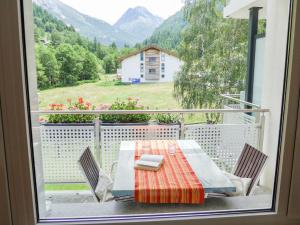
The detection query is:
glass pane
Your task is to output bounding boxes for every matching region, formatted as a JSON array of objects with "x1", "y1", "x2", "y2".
[{"x1": 24, "y1": 0, "x2": 291, "y2": 221}]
